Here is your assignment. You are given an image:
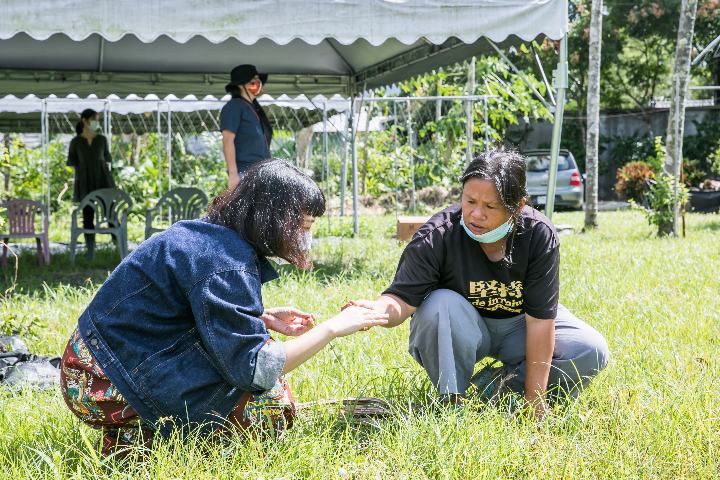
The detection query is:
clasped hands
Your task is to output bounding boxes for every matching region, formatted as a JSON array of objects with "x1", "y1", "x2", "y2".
[{"x1": 261, "y1": 300, "x2": 386, "y2": 338}]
